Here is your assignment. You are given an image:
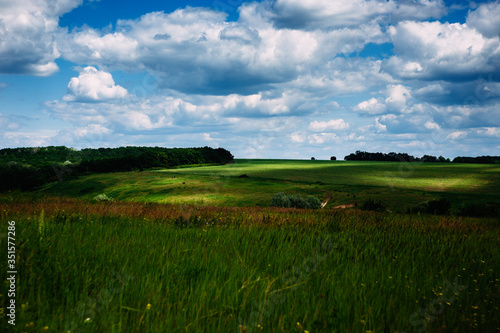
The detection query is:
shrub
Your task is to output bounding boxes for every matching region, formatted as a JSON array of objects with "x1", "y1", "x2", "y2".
[
  {"x1": 271, "y1": 192, "x2": 291, "y2": 208},
  {"x1": 427, "y1": 198, "x2": 451, "y2": 215},
  {"x1": 306, "y1": 195, "x2": 322, "y2": 209},
  {"x1": 271, "y1": 193, "x2": 321, "y2": 209},
  {"x1": 407, "y1": 202, "x2": 429, "y2": 215},
  {"x1": 360, "y1": 199, "x2": 386, "y2": 212},
  {"x1": 407, "y1": 199, "x2": 451, "y2": 215},
  {"x1": 457, "y1": 202, "x2": 500, "y2": 218},
  {"x1": 93, "y1": 193, "x2": 112, "y2": 202},
  {"x1": 289, "y1": 194, "x2": 309, "y2": 208}
]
